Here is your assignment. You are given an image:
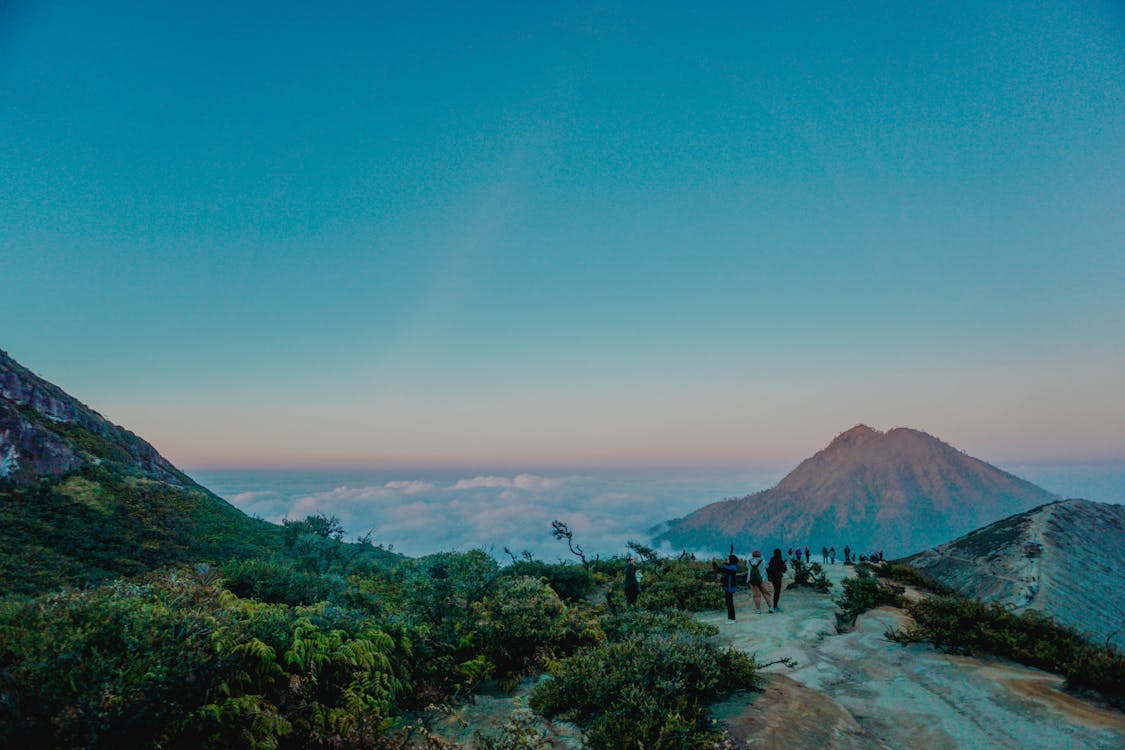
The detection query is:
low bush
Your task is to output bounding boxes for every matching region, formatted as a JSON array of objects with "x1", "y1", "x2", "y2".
[
  {"x1": 835, "y1": 565, "x2": 904, "y2": 628},
  {"x1": 872, "y1": 562, "x2": 954, "y2": 595},
  {"x1": 888, "y1": 596, "x2": 1125, "y2": 705},
  {"x1": 472, "y1": 576, "x2": 602, "y2": 681},
  {"x1": 501, "y1": 560, "x2": 594, "y2": 602},
  {"x1": 791, "y1": 562, "x2": 832, "y2": 593},
  {"x1": 0, "y1": 569, "x2": 412, "y2": 749},
  {"x1": 222, "y1": 557, "x2": 346, "y2": 606},
  {"x1": 530, "y1": 632, "x2": 757, "y2": 749}
]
